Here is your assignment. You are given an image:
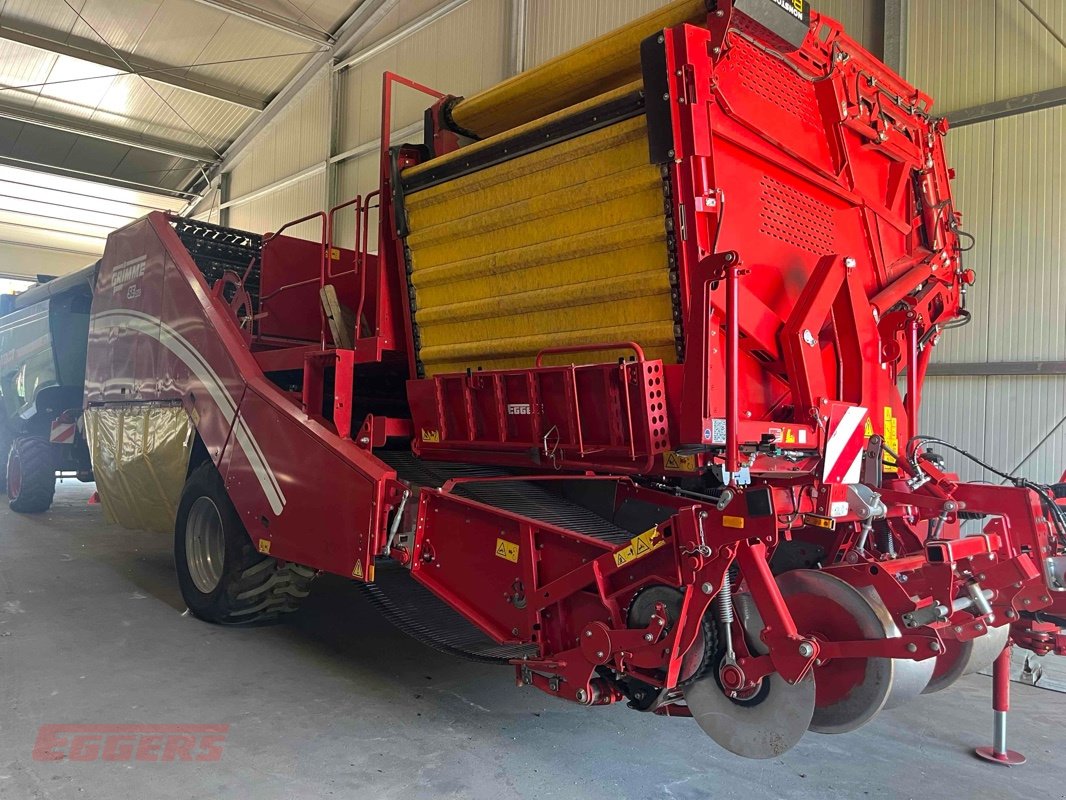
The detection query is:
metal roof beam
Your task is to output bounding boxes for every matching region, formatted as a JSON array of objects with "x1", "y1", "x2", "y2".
[
  {"x1": 947, "y1": 86, "x2": 1066, "y2": 127},
  {"x1": 334, "y1": 0, "x2": 471, "y2": 72},
  {"x1": 188, "y1": 0, "x2": 334, "y2": 46},
  {"x1": 202, "y1": 0, "x2": 399, "y2": 186},
  {"x1": 0, "y1": 101, "x2": 217, "y2": 162},
  {"x1": 0, "y1": 26, "x2": 268, "y2": 111},
  {"x1": 0, "y1": 155, "x2": 198, "y2": 200}
]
